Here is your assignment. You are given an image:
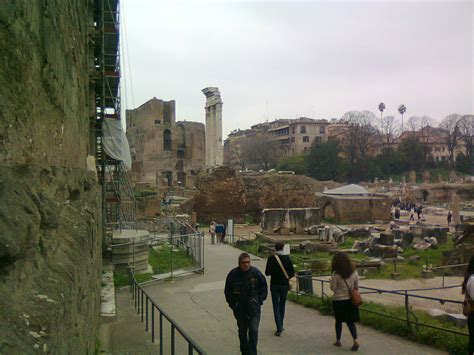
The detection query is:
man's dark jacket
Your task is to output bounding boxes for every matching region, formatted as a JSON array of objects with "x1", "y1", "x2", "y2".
[
  {"x1": 265, "y1": 254, "x2": 295, "y2": 285},
  {"x1": 225, "y1": 266, "x2": 268, "y2": 318}
]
